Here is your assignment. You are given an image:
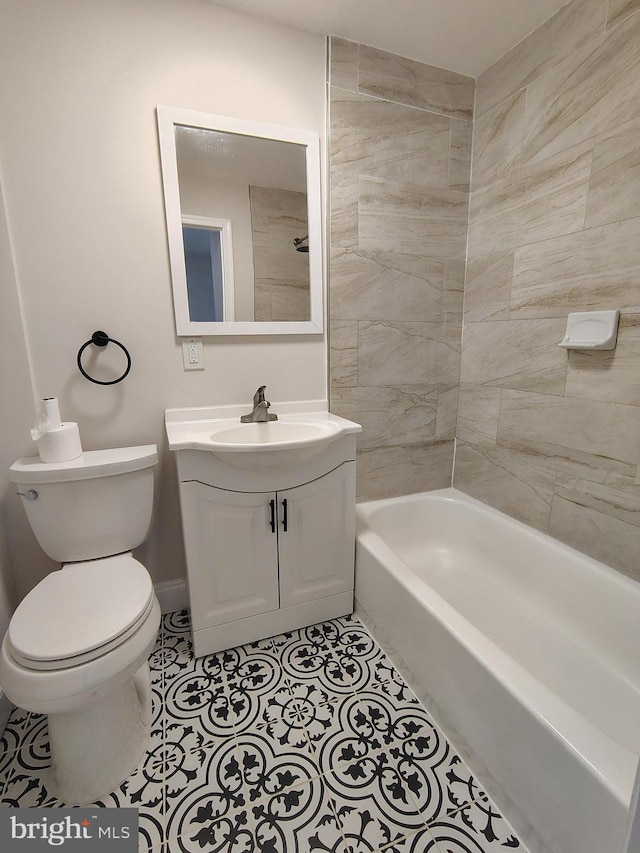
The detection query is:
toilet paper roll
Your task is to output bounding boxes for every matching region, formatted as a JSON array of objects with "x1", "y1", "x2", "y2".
[
  {"x1": 36, "y1": 397, "x2": 62, "y2": 434},
  {"x1": 36, "y1": 422, "x2": 83, "y2": 463}
]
